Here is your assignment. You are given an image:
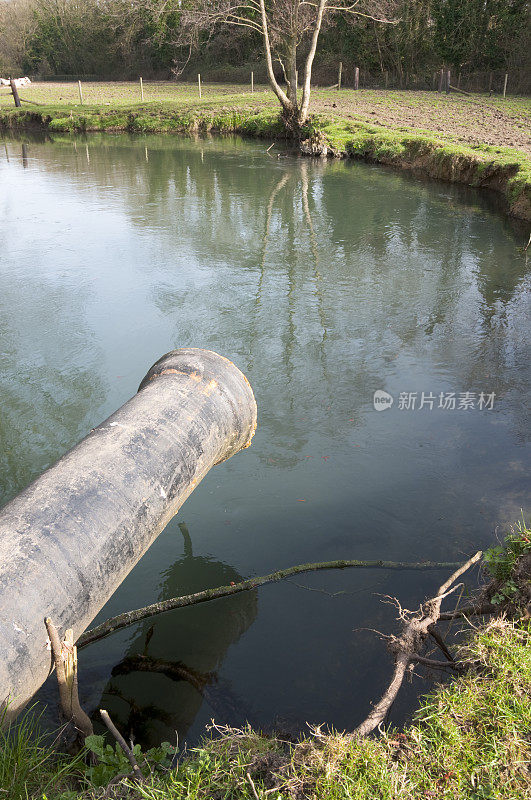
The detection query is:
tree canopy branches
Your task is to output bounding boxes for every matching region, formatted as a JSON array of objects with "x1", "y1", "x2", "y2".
[{"x1": 0, "y1": 0, "x2": 528, "y2": 103}]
